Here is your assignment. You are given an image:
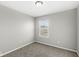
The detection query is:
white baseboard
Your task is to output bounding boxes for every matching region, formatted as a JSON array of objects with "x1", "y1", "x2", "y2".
[
  {"x1": 0, "y1": 41, "x2": 77, "y2": 57},
  {"x1": 35, "y1": 41, "x2": 76, "y2": 52},
  {"x1": 76, "y1": 50, "x2": 79, "y2": 56},
  {"x1": 0, "y1": 41, "x2": 34, "y2": 57}
]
